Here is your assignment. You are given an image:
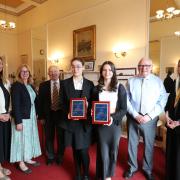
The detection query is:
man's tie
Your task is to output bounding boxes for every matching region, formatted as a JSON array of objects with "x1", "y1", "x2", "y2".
[
  {"x1": 139, "y1": 78, "x2": 146, "y2": 115},
  {"x1": 51, "y1": 81, "x2": 59, "y2": 111}
]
